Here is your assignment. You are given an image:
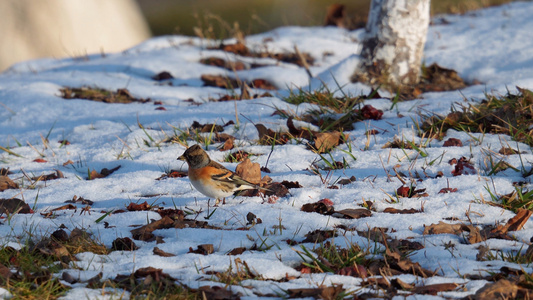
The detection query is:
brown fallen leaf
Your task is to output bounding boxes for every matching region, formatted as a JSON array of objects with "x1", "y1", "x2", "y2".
[
  {"x1": 227, "y1": 247, "x2": 246, "y2": 256},
  {"x1": 88, "y1": 165, "x2": 121, "y2": 180},
  {"x1": 391, "y1": 278, "x2": 415, "y2": 290},
  {"x1": 281, "y1": 180, "x2": 302, "y2": 189},
  {"x1": 443, "y1": 138, "x2": 463, "y2": 147},
  {"x1": 199, "y1": 57, "x2": 246, "y2": 71},
  {"x1": 499, "y1": 208, "x2": 532, "y2": 232},
  {"x1": 33, "y1": 238, "x2": 71, "y2": 260},
  {"x1": 337, "y1": 265, "x2": 367, "y2": 278},
  {"x1": 302, "y1": 200, "x2": 334, "y2": 215},
  {"x1": 188, "y1": 244, "x2": 214, "y2": 255},
  {"x1": 0, "y1": 263, "x2": 13, "y2": 280},
  {"x1": 197, "y1": 286, "x2": 235, "y2": 300},
  {"x1": 451, "y1": 157, "x2": 476, "y2": 176},
  {"x1": 219, "y1": 138, "x2": 234, "y2": 151},
  {"x1": 111, "y1": 237, "x2": 138, "y2": 251},
  {"x1": 263, "y1": 182, "x2": 289, "y2": 197},
  {"x1": 152, "y1": 71, "x2": 174, "y2": 81},
  {"x1": 332, "y1": 208, "x2": 372, "y2": 219},
  {"x1": 64, "y1": 195, "x2": 94, "y2": 205},
  {"x1": 51, "y1": 229, "x2": 69, "y2": 242},
  {"x1": 51, "y1": 204, "x2": 77, "y2": 212},
  {"x1": 337, "y1": 176, "x2": 356, "y2": 185},
  {"x1": 31, "y1": 170, "x2": 64, "y2": 181},
  {"x1": 472, "y1": 279, "x2": 517, "y2": 299},
  {"x1": 438, "y1": 187, "x2": 458, "y2": 193},
  {"x1": 254, "y1": 123, "x2": 290, "y2": 145},
  {"x1": 412, "y1": 282, "x2": 460, "y2": 295},
  {"x1": 157, "y1": 208, "x2": 185, "y2": 220},
  {"x1": 153, "y1": 247, "x2": 175, "y2": 257},
  {"x1": 61, "y1": 87, "x2": 150, "y2": 104},
  {"x1": 386, "y1": 249, "x2": 436, "y2": 277},
  {"x1": 383, "y1": 207, "x2": 421, "y2": 214},
  {"x1": 423, "y1": 221, "x2": 463, "y2": 235},
  {"x1": 62, "y1": 160, "x2": 74, "y2": 166},
  {"x1": 156, "y1": 170, "x2": 187, "y2": 180},
  {"x1": 219, "y1": 42, "x2": 249, "y2": 55},
  {"x1": 302, "y1": 229, "x2": 337, "y2": 243},
  {"x1": 0, "y1": 198, "x2": 32, "y2": 215},
  {"x1": 314, "y1": 131, "x2": 344, "y2": 153},
  {"x1": 250, "y1": 79, "x2": 277, "y2": 90},
  {"x1": 499, "y1": 147, "x2": 523, "y2": 155},
  {"x1": 396, "y1": 186, "x2": 428, "y2": 198},
  {"x1": 0, "y1": 175, "x2": 18, "y2": 191},
  {"x1": 127, "y1": 201, "x2": 151, "y2": 211},
  {"x1": 130, "y1": 216, "x2": 175, "y2": 241},
  {"x1": 287, "y1": 285, "x2": 344, "y2": 300},
  {"x1": 360, "y1": 105, "x2": 383, "y2": 120},
  {"x1": 200, "y1": 74, "x2": 239, "y2": 89},
  {"x1": 134, "y1": 266, "x2": 174, "y2": 281},
  {"x1": 235, "y1": 158, "x2": 261, "y2": 184}
]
